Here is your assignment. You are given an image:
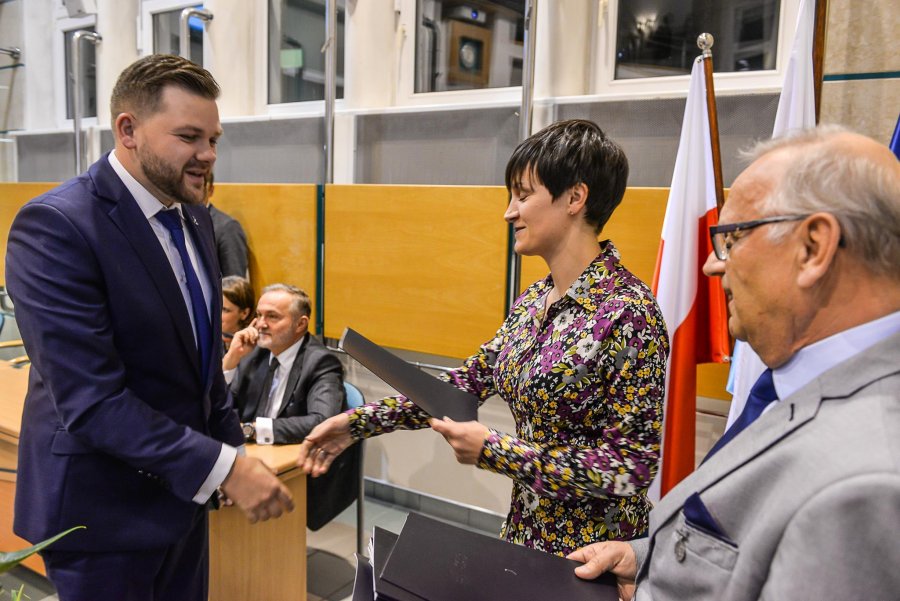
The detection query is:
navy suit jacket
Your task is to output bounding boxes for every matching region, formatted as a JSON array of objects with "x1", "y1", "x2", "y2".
[{"x1": 5, "y1": 154, "x2": 244, "y2": 551}]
